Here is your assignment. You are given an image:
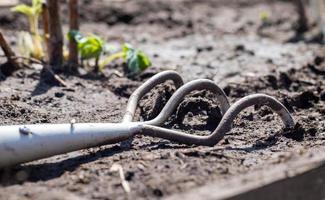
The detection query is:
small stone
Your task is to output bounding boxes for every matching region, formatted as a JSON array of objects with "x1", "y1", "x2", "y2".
[
  {"x1": 153, "y1": 188, "x2": 163, "y2": 197},
  {"x1": 54, "y1": 92, "x2": 65, "y2": 98}
]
